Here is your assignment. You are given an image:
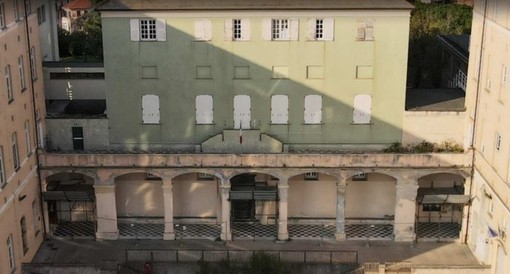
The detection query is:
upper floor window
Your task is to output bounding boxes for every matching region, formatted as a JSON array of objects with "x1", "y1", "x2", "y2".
[
  {"x1": 194, "y1": 19, "x2": 212, "y2": 41},
  {"x1": 195, "y1": 95, "x2": 213, "y2": 124},
  {"x1": 18, "y1": 55, "x2": 26, "y2": 91},
  {"x1": 304, "y1": 94, "x2": 322, "y2": 124},
  {"x1": 142, "y1": 94, "x2": 160, "y2": 124},
  {"x1": 357, "y1": 18, "x2": 374, "y2": 41},
  {"x1": 307, "y1": 18, "x2": 334, "y2": 41},
  {"x1": 495, "y1": 132, "x2": 502, "y2": 151},
  {"x1": 0, "y1": 2, "x2": 5, "y2": 28},
  {"x1": 502, "y1": 64, "x2": 508, "y2": 87},
  {"x1": 13, "y1": 0, "x2": 19, "y2": 20},
  {"x1": 72, "y1": 127, "x2": 84, "y2": 150},
  {"x1": 263, "y1": 18, "x2": 298, "y2": 41},
  {"x1": 24, "y1": 0, "x2": 30, "y2": 14},
  {"x1": 0, "y1": 146, "x2": 5, "y2": 187},
  {"x1": 37, "y1": 4, "x2": 45, "y2": 24},
  {"x1": 12, "y1": 132, "x2": 19, "y2": 170},
  {"x1": 271, "y1": 94, "x2": 289, "y2": 124},
  {"x1": 24, "y1": 120, "x2": 31, "y2": 156},
  {"x1": 29, "y1": 47, "x2": 36, "y2": 79},
  {"x1": 304, "y1": 172, "x2": 319, "y2": 180},
  {"x1": 130, "y1": 18, "x2": 166, "y2": 42},
  {"x1": 225, "y1": 19, "x2": 250, "y2": 41},
  {"x1": 20, "y1": 216, "x2": 28, "y2": 254},
  {"x1": 353, "y1": 94, "x2": 372, "y2": 124},
  {"x1": 5, "y1": 65, "x2": 13, "y2": 101}
]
